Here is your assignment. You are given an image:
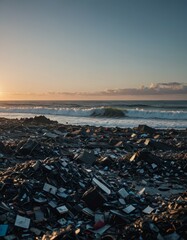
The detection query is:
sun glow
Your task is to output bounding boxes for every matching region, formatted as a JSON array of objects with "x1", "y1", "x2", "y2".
[{"x1": 0, "y1": 90, "x2": 11, "y2": 100}]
